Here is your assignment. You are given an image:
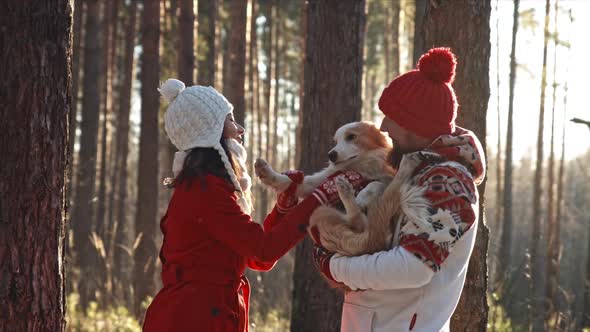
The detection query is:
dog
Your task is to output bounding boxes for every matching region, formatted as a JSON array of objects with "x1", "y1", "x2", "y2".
[
  {"x1": 309, "y1": 152, "x2": 429, "y2": 256},
  {"x1": 255, "y1": 121, "x2": 395, "y2": 212},
  {"x1": 255, "y1": 121, "x2": 423, "y2": 253}
]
